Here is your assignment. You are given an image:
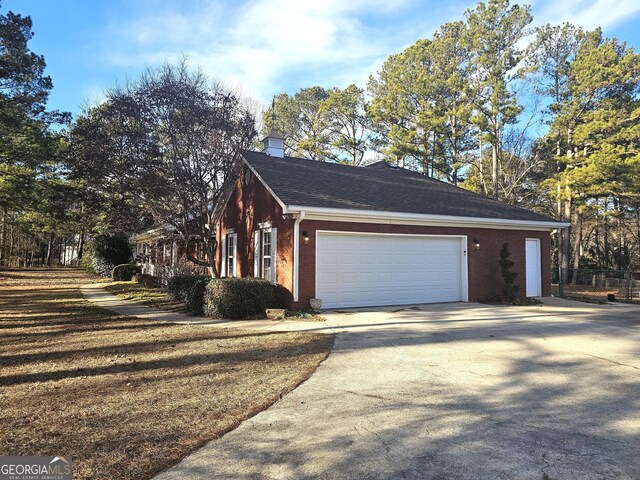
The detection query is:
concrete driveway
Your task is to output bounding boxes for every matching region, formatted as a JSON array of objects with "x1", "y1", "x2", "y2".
[{"x1": 156, "y1": 298, "x2": 640, "y2": 480}]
